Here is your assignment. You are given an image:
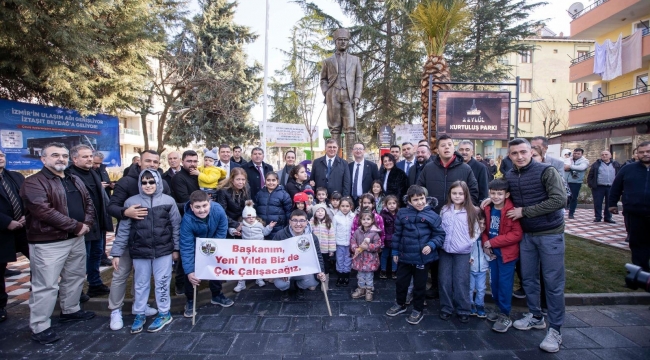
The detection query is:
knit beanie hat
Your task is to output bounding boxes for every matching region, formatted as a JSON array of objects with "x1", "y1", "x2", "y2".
[
  {"x1": 203, "y1": 147, "x2": 218, "y2": 160},
  {"x1": 242, "y1": 200, "x2": 256, "y2": 218},
  {"x1": 303, "y1": 188, "x2": 315, "y2": 197},
  {"x1": 311, "y1": 203, "x2": 328, "y2": 215},
  {"x1": 293, "y1": 192, "x2": 309, "y2": 203}
]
